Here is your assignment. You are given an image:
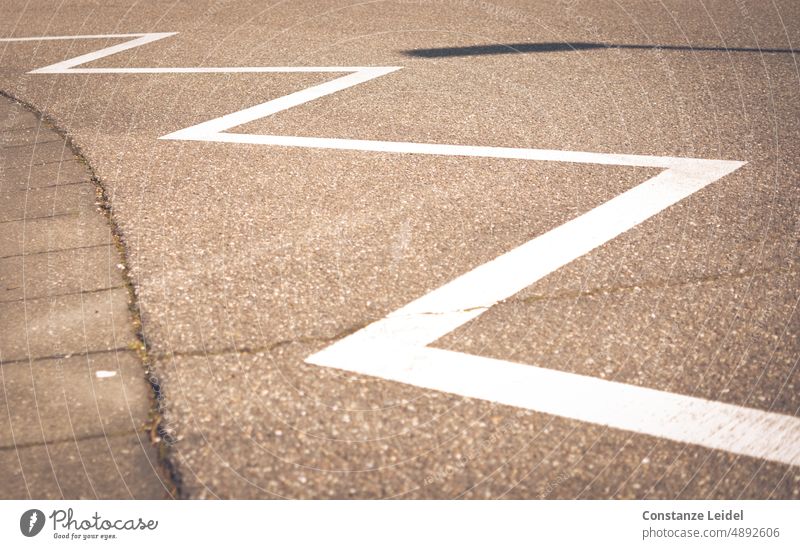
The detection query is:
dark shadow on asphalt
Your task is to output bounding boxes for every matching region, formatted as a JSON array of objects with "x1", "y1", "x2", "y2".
[{"x1": 402, "y1": 42, "x2": 798, "y2": 58}]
